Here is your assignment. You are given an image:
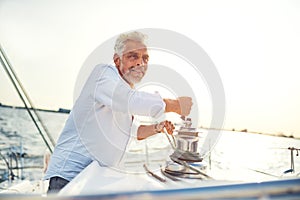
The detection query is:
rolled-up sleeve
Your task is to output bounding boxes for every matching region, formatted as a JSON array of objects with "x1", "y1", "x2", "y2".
[{"x1": 94, "y1": 65, "x2": 165, "y2": 118}]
